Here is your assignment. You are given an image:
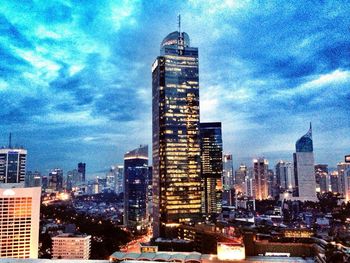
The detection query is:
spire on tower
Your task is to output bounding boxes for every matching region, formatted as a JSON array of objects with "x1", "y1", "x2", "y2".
[
  {"x1": 9, "y1": 133, "x2": 12, "y2": 148},
  {"x1": 178, "y1": 14, "x2": 181, "y2": 34}
]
